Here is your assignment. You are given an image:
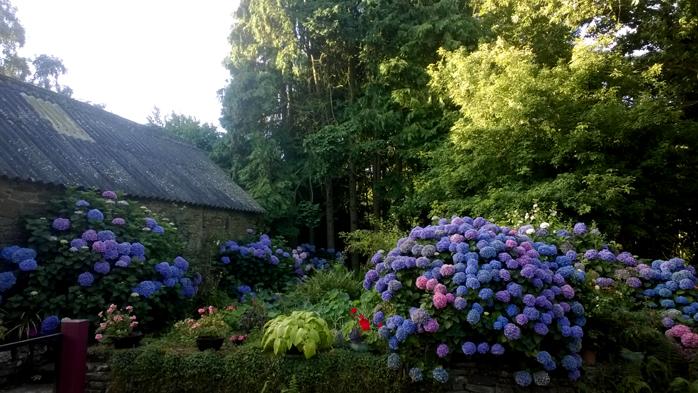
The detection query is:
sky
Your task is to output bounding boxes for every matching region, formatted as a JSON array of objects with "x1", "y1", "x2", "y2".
[{"x1": 13, "y1": 0, "x2": 241, "y2": 128}]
